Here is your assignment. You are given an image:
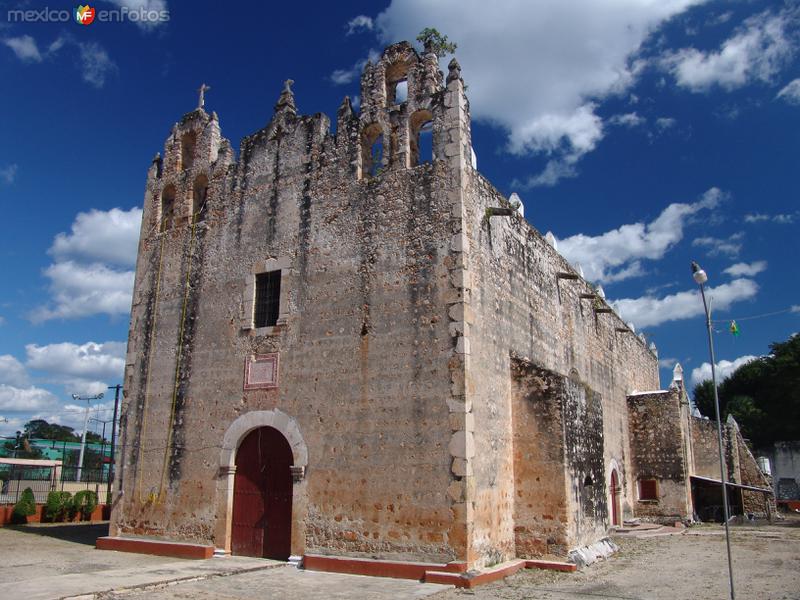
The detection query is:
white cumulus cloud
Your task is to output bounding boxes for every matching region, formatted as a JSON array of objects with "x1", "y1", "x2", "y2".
[
  {"x1": 611, "y1": 277, "x2": 759, "y2": 329},
  {"x1": 26, "y1": 341, "x2": 126, "y2": 382},
  {"x1": 662, "y1": 8, "x2": 797, "y2": 92},
  {"x1": 777, "y1": 78, "x2": 800, "y2": 104},
  {"x1": 723, "y1": 261, "x2": 767, "y2": 277},
  {"x1": 2, "y1": 35, "x2": 42, "y2": 62},
  {"x1": 744, "y1": 212, "x2": 795, "y2": 224},
  {"x1": 78, "y1": 42, "x2": 118, "y2": 88},
  {"x1": 346, "y1": 15, "x2": 374, "y2": 35},
  {"x1": 609, "y1": 112, "x2": 646, "y2": 128},
  {"x1": 655, "y1": 117, "x2": 677, "y2": 130},
  {"x1": 690, "y1": 355, "x2": 759, "y2": 387},
  {"x1": 0, "y1": 385, "x2": 59, "y2": 412},
  {"x1": 556, "y1": 187, "x2": 723, "y2": 284},
  {"x1": 50, "y1": 207, "x2": 142, "y2": 268},
  {"x1": 0, "y1": 163, "x2": 18, "y2": 184},
  {"x1": 3, "y1": 33, "x2": 117, "y2": 89},
  {"x1": 692, "y1": 231, "x2": 744, "y2": 257},
  {"x1": 30, "y1": 261, "x2": 135, "y2": 322},
  {"x1": 0, "y1": 355, "x2": 30, "y2": 387},
  {"x1": 31, "y1": 207, "x2": 140, "y2": 322},
  {"x1": 374, "y1": 0, "x2": 709, "y2": 186},
  {"x1": 104, "y1": 0, "x2": 170, "y2": 30},
  {"x1": 24, "y1": 341, "x2": 126, "y2": 397}
]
